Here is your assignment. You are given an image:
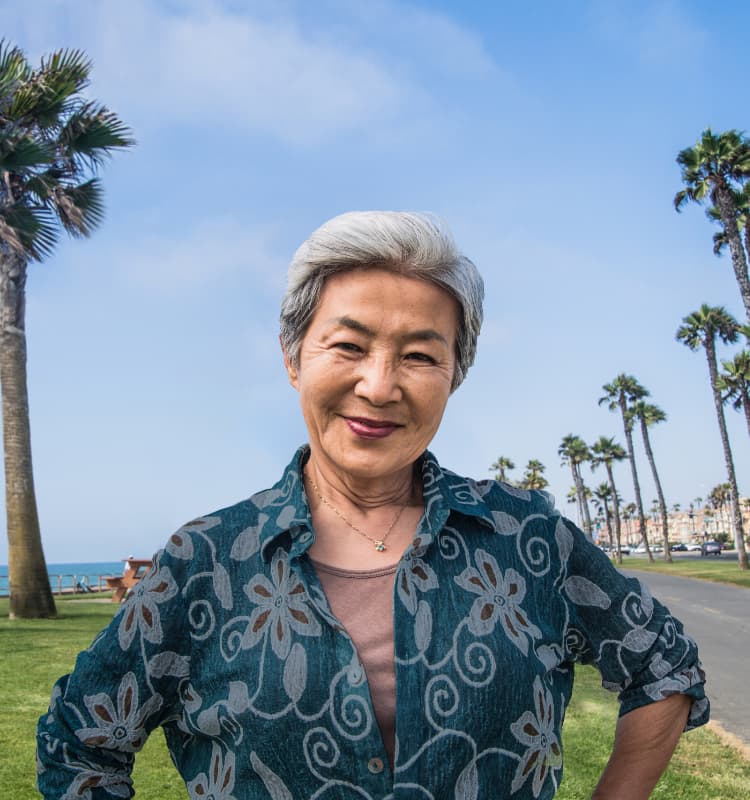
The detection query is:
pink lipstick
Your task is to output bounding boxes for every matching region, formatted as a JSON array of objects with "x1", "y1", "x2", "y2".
[{"x1": 345, "y1": 417, "x2": 399, "y2": 439}]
